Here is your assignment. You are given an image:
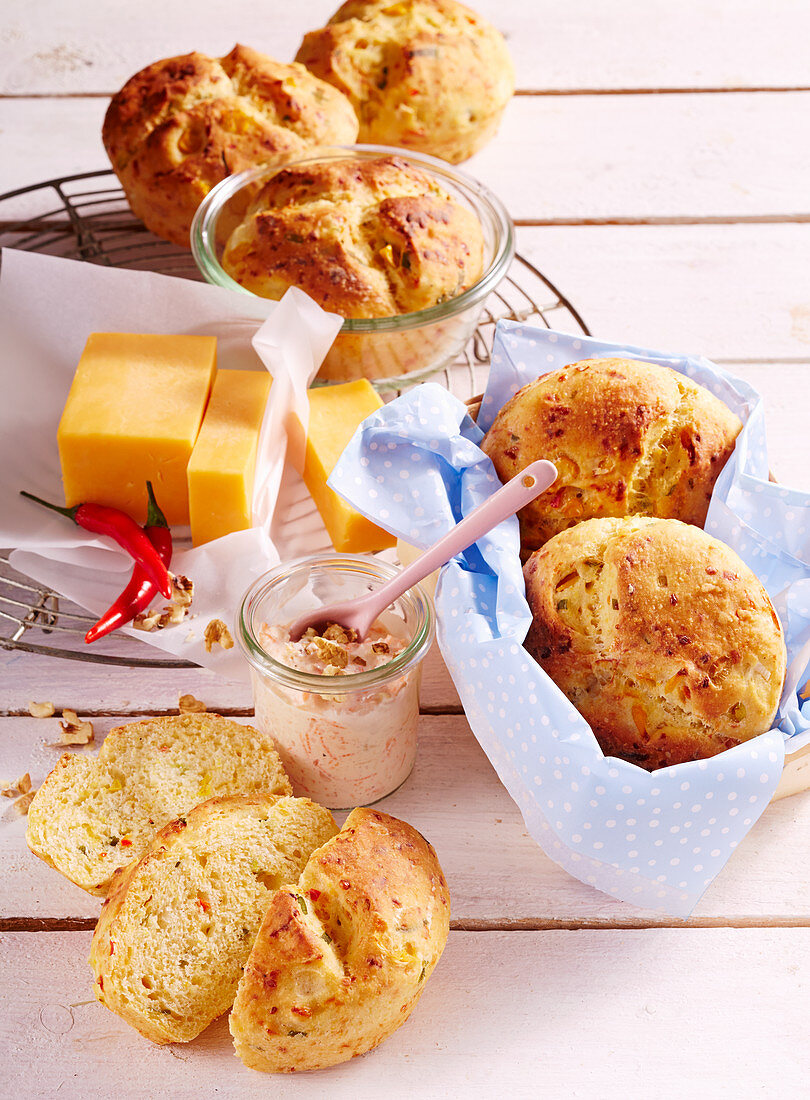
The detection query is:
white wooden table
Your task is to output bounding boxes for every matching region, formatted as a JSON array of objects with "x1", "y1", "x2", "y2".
[{"x1": 2, "y1": 2, "x2": 810, "y2": 1096}]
